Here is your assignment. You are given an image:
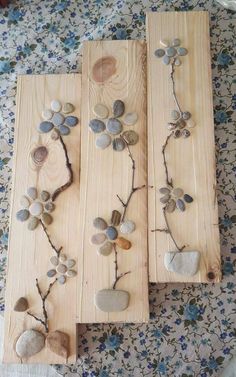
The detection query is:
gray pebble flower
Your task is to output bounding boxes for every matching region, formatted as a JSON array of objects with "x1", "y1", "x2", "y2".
[
  {"x1": 89, "y1": 100, "x2": 139, "y2": 152},
  {"x1": 167, "y1": 109, "x2": 196, "y2": 138},
  {"x1": 159, "y1": 186, "x2": 193, "y2": 213},
  {"x1": 154, "y1": 38, "x2": 188, "y2": 65},
  {"x1": 47, "y1": 254, "x2": 77, "y2": 284}
]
